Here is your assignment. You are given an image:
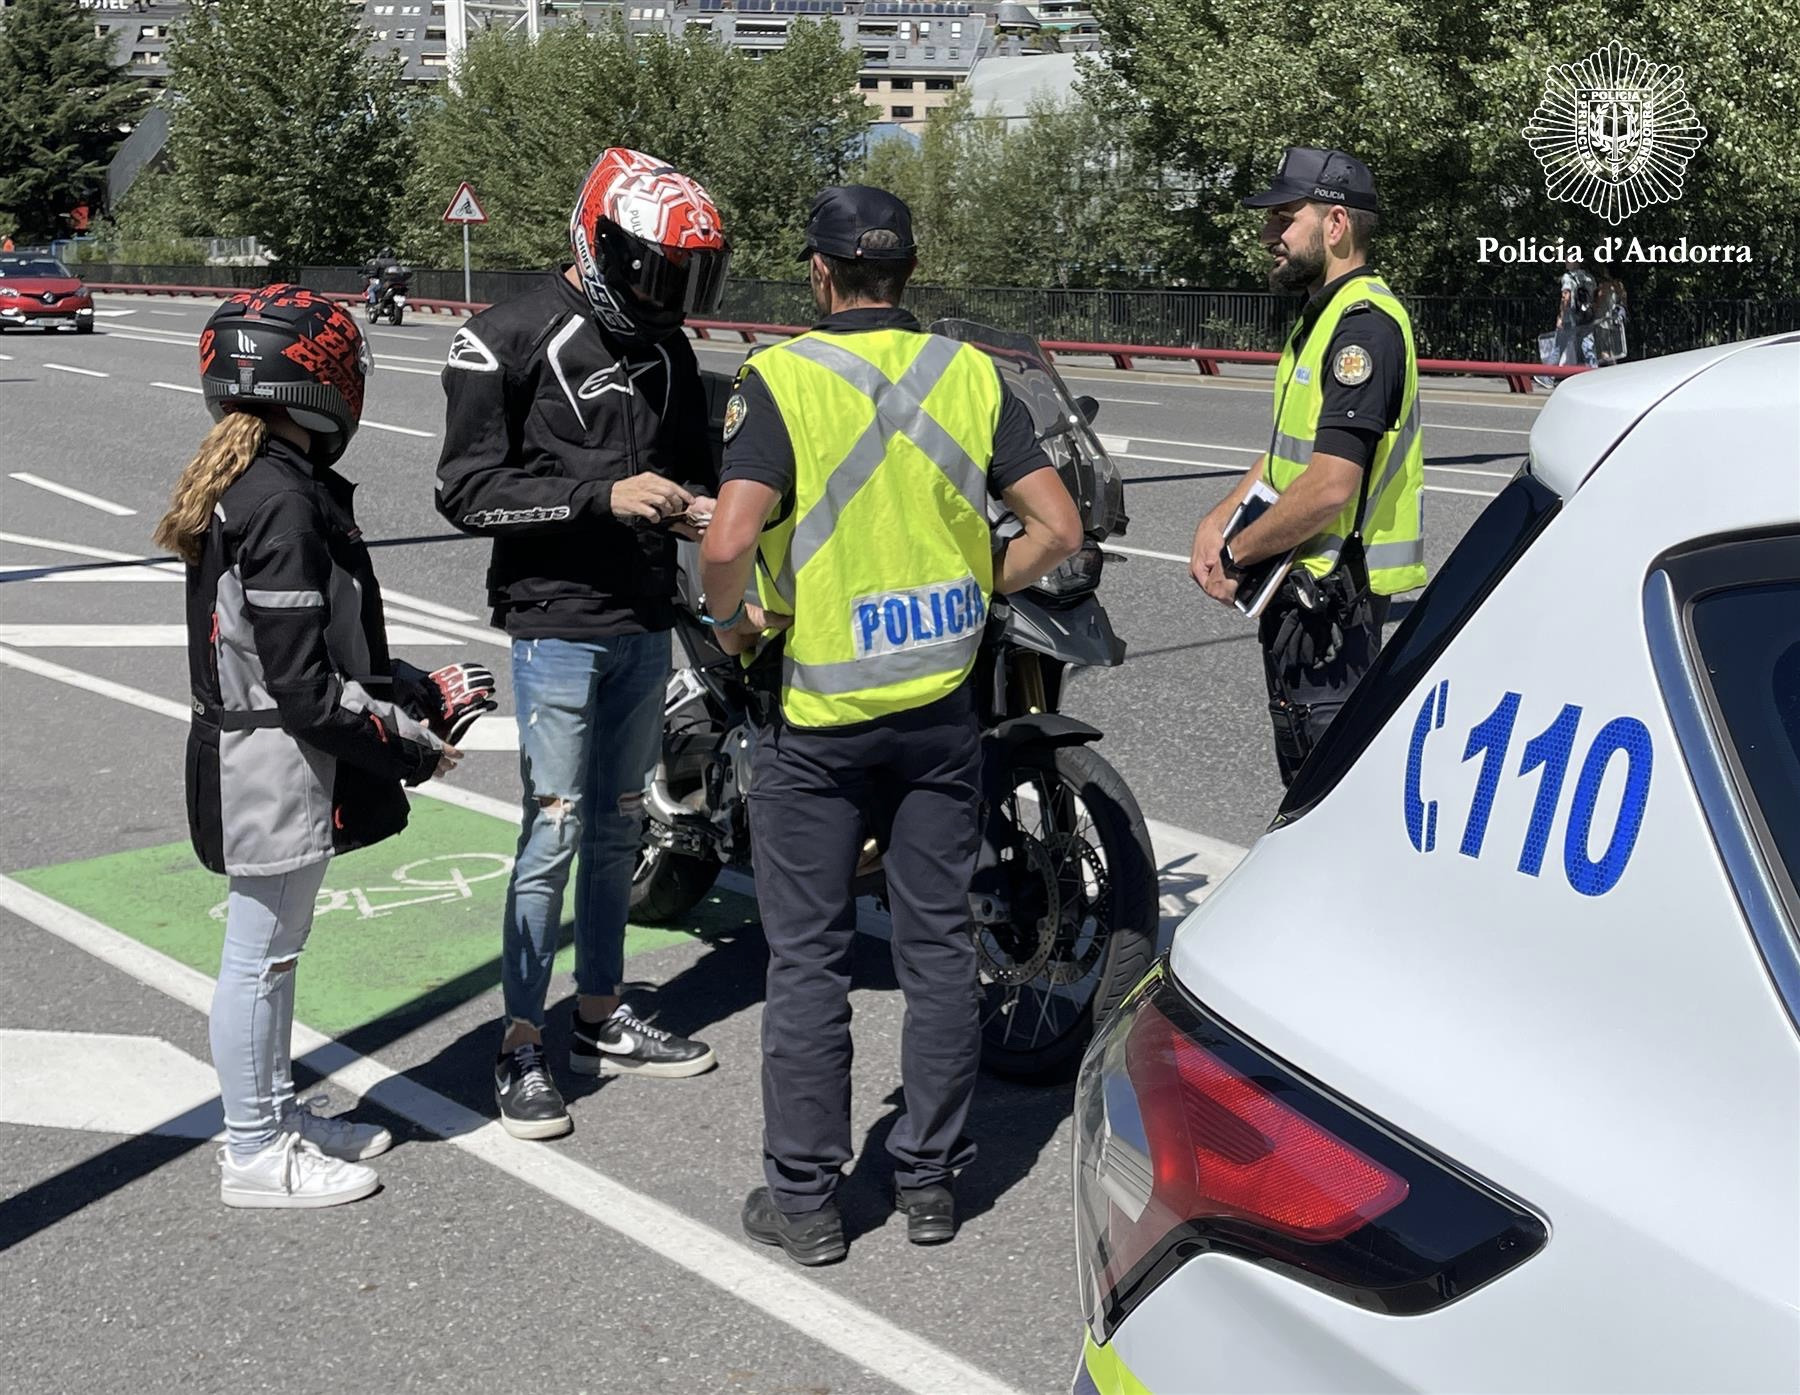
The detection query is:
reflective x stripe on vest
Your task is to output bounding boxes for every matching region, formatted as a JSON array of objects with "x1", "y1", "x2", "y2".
[
  {"x1": 747, "y1": 327, "x2": 1001, "y2": 728},
  {"x1": 1266, "y1": 274, "x2": 1427, "y2": 595}
]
